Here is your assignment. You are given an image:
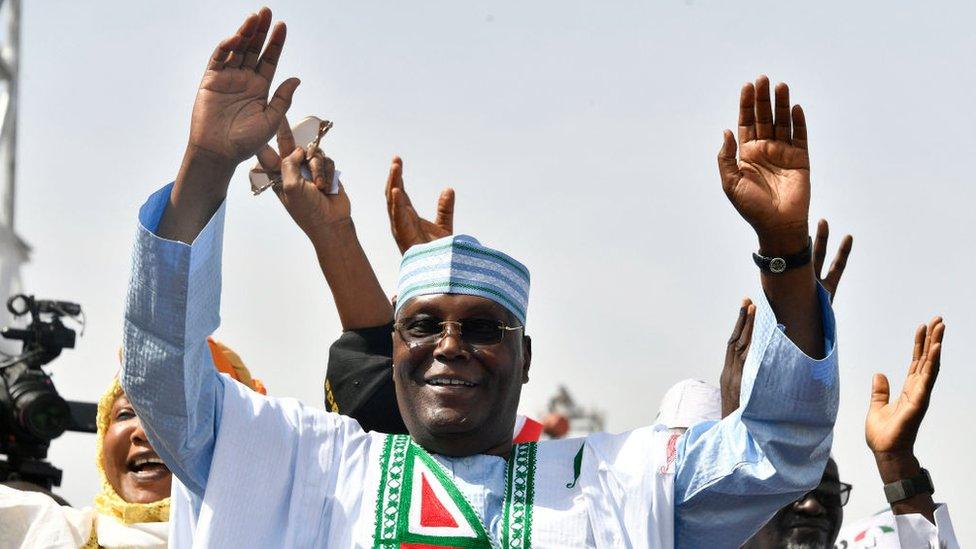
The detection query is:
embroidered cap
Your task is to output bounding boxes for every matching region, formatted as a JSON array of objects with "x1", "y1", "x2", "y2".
[{"x1": 395, "y1": 235, "x2": 530, "y2": 324}]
